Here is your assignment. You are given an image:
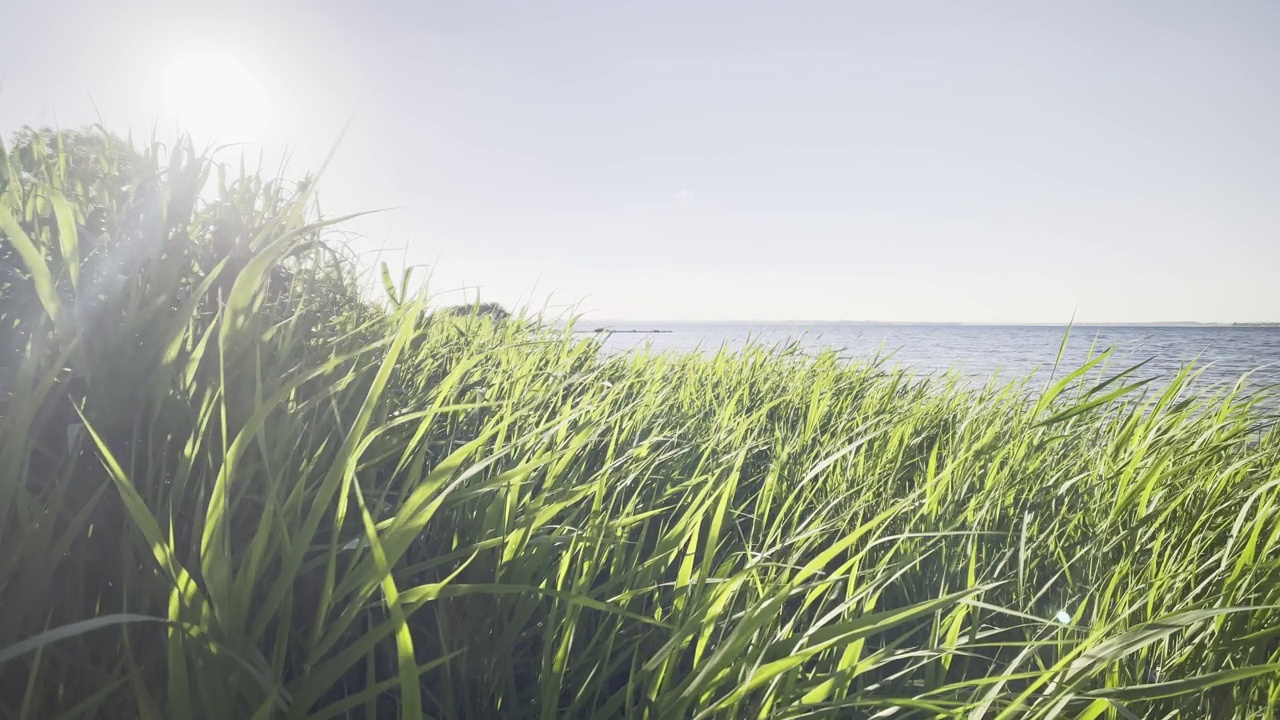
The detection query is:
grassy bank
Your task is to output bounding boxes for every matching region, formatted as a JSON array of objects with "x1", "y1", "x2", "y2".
[{"x1": 2, "y1": 128, "x2": 1279, "y2": 719}]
